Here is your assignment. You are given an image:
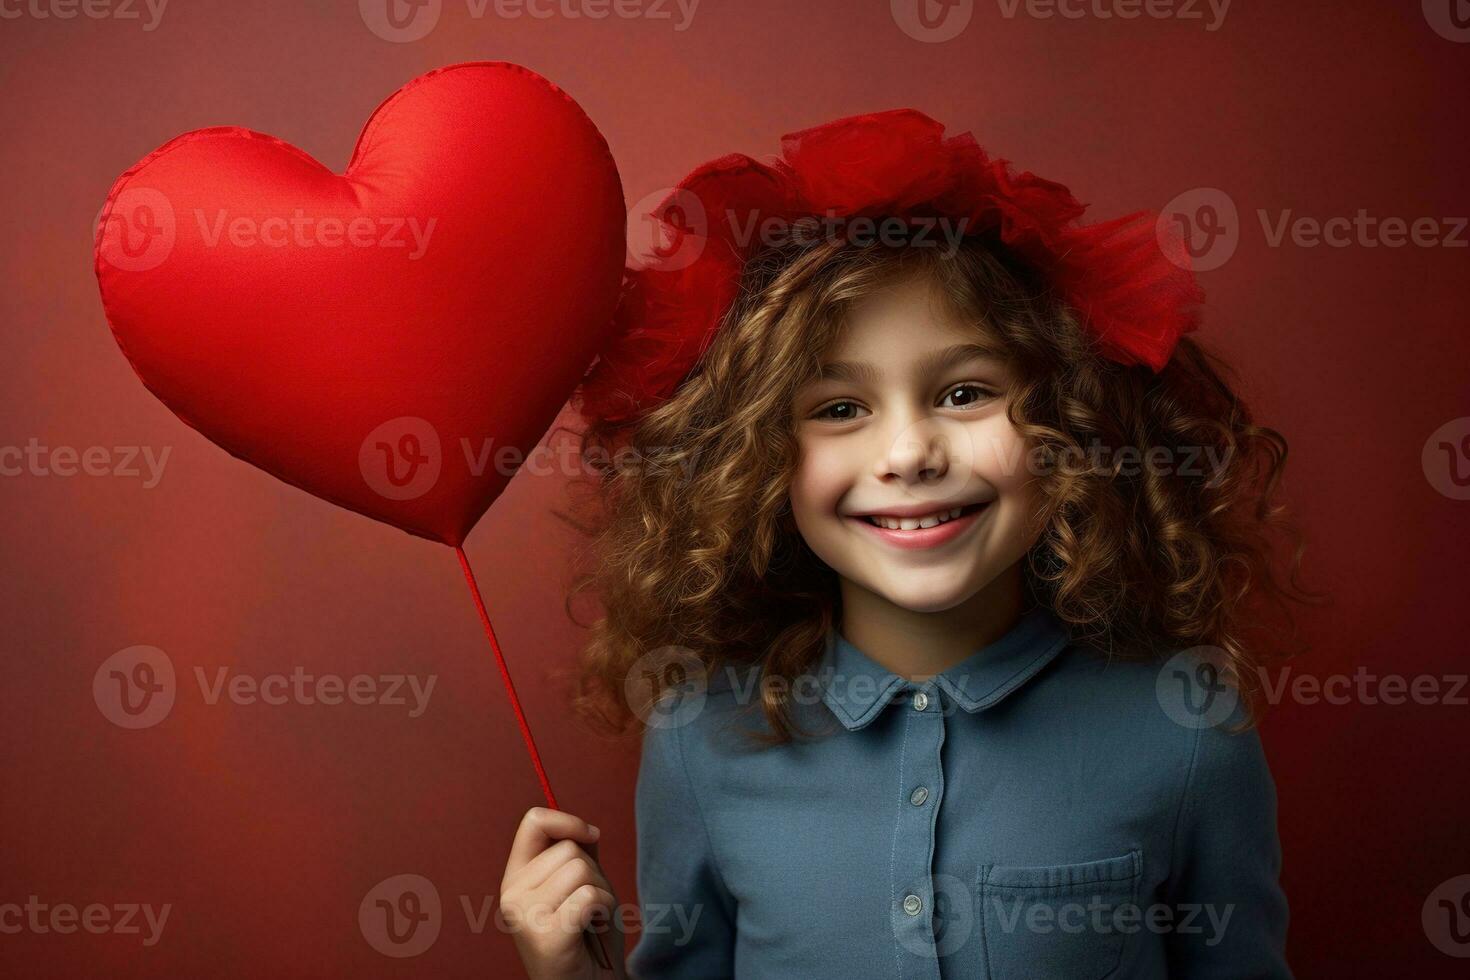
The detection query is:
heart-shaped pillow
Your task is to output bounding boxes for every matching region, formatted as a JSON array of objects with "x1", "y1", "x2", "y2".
[{"x1": 95, "y1": 62, "x2": 626, "y2": 546}]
